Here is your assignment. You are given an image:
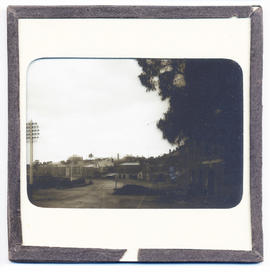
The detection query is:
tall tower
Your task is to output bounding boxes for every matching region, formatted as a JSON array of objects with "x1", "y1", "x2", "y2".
[{"x1": 26, "y1": 121, "x2": 39, "y2": 185}]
